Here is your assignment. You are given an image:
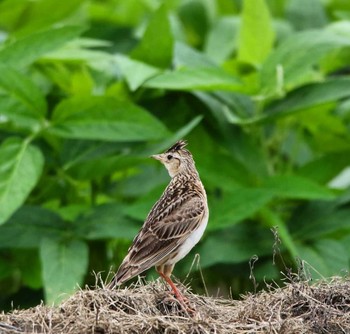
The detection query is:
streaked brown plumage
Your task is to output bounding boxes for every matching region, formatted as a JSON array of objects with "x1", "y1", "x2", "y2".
[{"x1": 108, "y1": 140, "x2": 209, "y2": 305}]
